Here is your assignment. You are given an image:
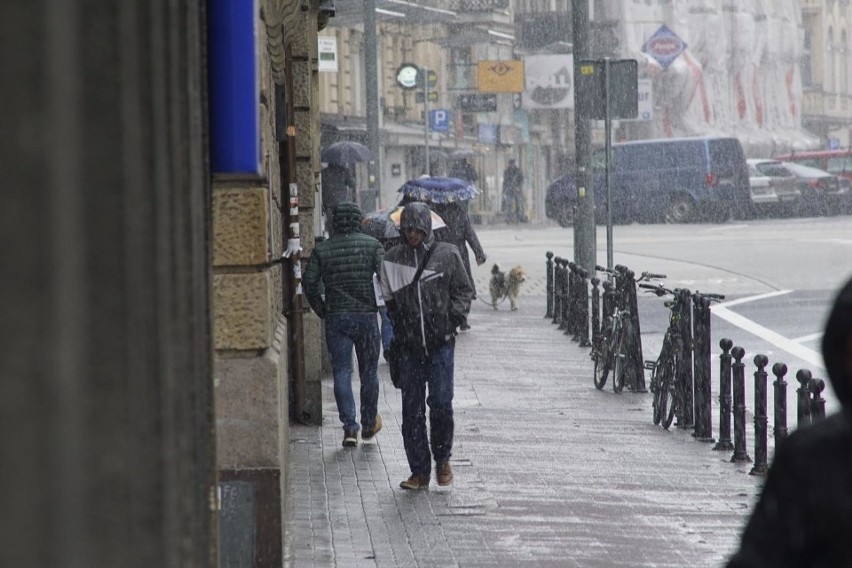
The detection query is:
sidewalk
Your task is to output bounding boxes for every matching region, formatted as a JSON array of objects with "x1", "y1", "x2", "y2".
[{"x1": 286, "y1": 294, "x2": 761, "y2": 567}]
